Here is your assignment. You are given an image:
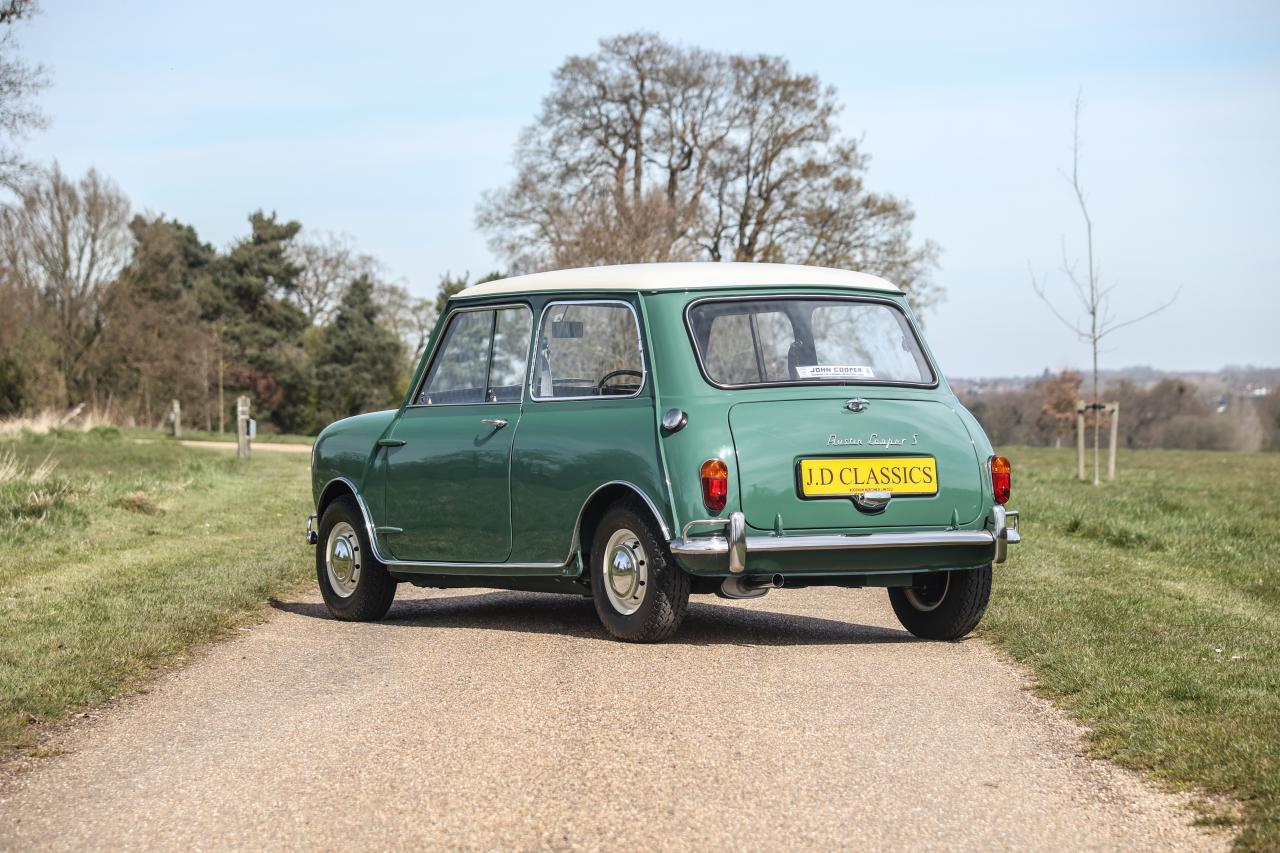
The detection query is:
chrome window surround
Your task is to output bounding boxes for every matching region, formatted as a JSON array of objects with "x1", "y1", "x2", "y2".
[
  {"x1": 528, "y1": 299, "x2": 648, "y2": 402},
  {"x1": 407, "y1": 302, "x2": 534, "y2": 408},
  {"x1": 683, "y1": 294, "x2": 939, "y2": 391}
]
